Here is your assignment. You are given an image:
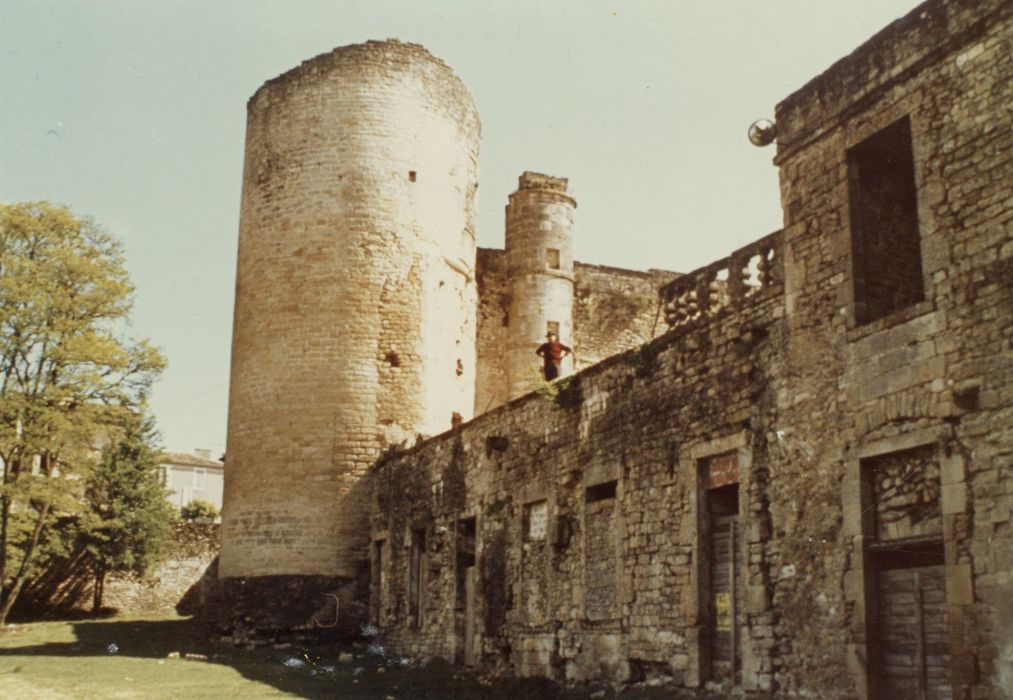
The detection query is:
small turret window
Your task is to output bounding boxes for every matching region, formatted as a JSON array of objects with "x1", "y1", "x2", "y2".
[{"x1": 546, "y1": 248, "x2": 561, "y2": 270}]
